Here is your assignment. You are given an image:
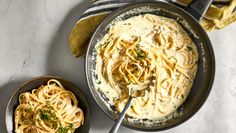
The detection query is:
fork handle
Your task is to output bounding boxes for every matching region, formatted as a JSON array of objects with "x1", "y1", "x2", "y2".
[{"x1": 109, "y1": 97, "x2": 133, "y2": 133}]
